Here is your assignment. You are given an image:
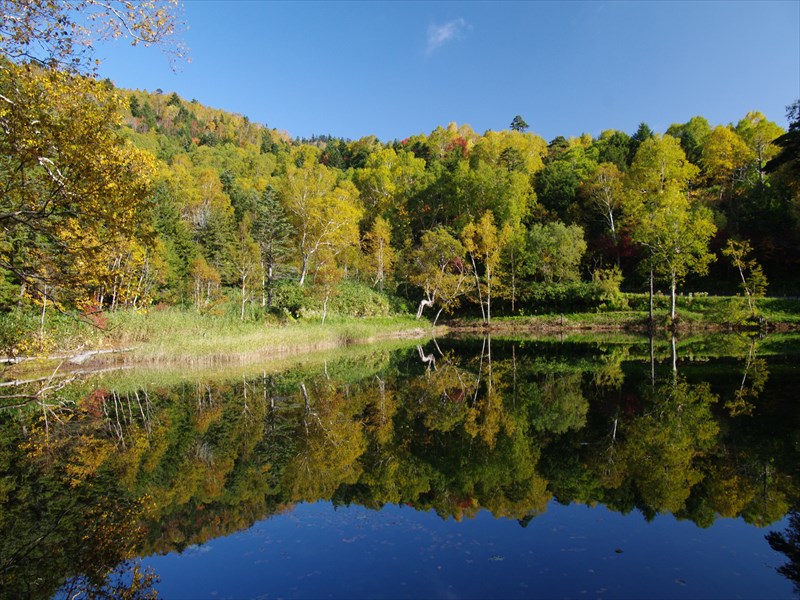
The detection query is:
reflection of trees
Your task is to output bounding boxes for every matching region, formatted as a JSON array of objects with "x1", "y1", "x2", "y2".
[
  {"x1": 0, "y1": 413, "x2": 152, "y2": 598},
  {"x1": 283, "y1": 377, "x2": 367, "y2": 502},
  {"x1": 725, "y1": 339, "x2": 769, "y2": 417},
  {"x1": 398, "y1": 338, "x2": 553, "y2": 520},
  {"x1": 523, "y1": 372, "x2": 588, "y2": 435},
  {"x1": 618, "y1": 379, "x2": 719, "y2": 516},
  {"x1": 1, "y1": 339, "x2": 799, "y2": 594},
  {"x1": 767, "y1": 510, "x2": 800, "y2": 594}
]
